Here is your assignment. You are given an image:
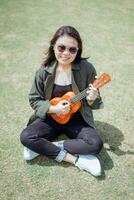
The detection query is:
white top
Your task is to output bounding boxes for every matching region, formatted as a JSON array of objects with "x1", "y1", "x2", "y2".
[{"x1": 54, "y1": 66, "x2": 72, "y2": 85}]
